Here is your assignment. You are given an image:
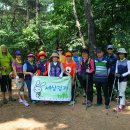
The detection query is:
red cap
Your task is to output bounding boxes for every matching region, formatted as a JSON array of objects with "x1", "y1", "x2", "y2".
[{"x1": 37, "y1": 51, "x2": 47, "y2": 58}]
